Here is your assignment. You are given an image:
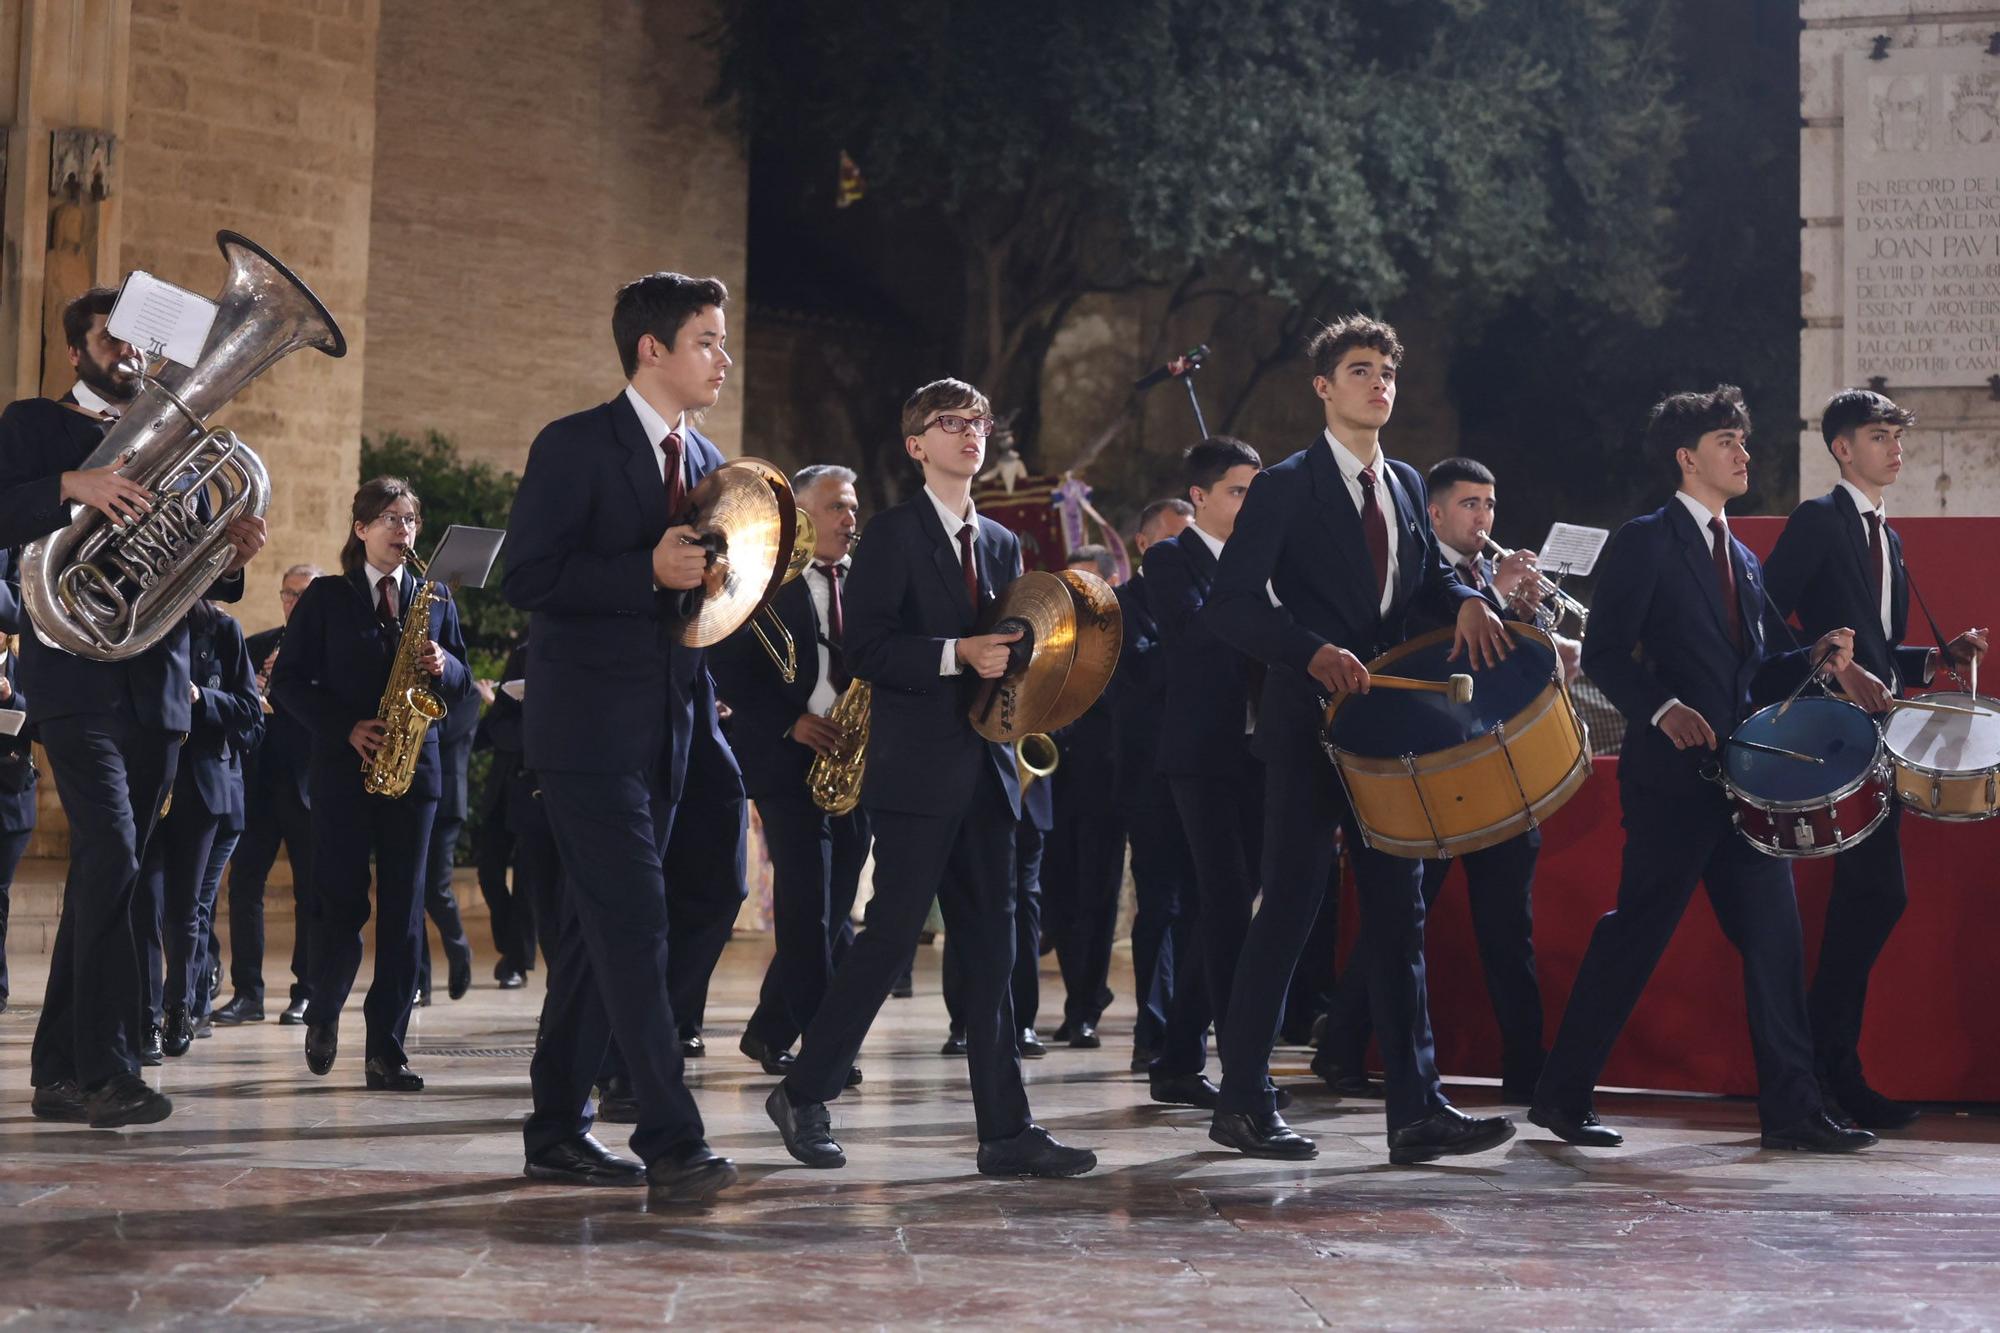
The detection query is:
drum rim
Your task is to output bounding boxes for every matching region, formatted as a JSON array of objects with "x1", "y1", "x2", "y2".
[
  {"x1": 1331, "y1": 682, "x2": 1569, "y2": 774},
  {"x1": 1738, "y1": 787, "x2": 1892, "y2": 858},
  {"x1": 1323, "y1": 621, "x2": 1563, "y2": 755},
  {"x1": 1881, "y1": 691, "x2": 2000, "y2": 776},
  {"x1": 1723, "y1": 697, "x2": 1885, "y2": 812}
]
